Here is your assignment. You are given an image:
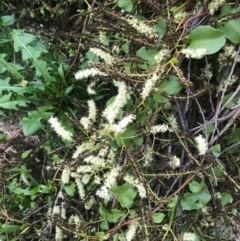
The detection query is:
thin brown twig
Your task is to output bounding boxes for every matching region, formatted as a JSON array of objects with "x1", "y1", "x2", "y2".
[{"x1": 209, "y1": 107, "x2": 240, "y2": 145}]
